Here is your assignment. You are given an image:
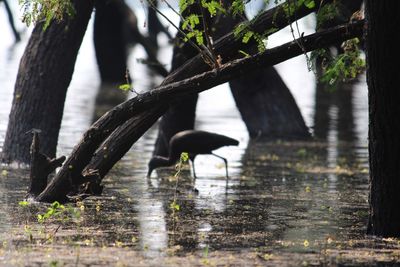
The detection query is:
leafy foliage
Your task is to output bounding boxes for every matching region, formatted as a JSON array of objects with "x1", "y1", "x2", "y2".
[
  {"x1": 179, "y1": 0, "x2": 195, "y2": 14},
  {"x1": 230, "y1": 0, "x2": 245, "y2": 17},
  {"x1": 19, "y1": 0, "x2": 75, "y2": 30},
  {"x1": 233, "y1": 22, "x2": 267, "y2": 53},
  {"x1": 312, "y1": 38, "x2": 365, "y2": 87}
]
